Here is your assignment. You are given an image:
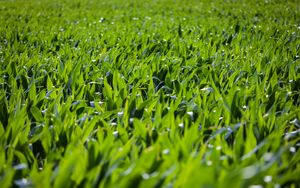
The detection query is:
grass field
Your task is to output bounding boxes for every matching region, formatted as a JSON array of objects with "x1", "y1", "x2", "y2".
[{"x1": 0, "y1": 0, "x2": 299, "y2": 187}]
